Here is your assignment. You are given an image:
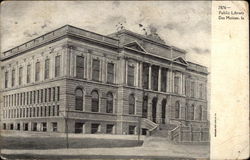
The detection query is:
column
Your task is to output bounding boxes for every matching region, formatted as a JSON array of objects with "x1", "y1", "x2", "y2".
[
  {"x1": 148, "y1": 64, "x2": 152, "y2": 90},
  {"x1": 158, "y1": 67, "x2": 161, "y2": 91},
  {"x1": 139, "y1": 62, "x2": 143, "y2": 88},
  {"x1": 124, "y1": 59, "x2": 128, "y2": 84},
  {"x1": 147, "y1": 97, "x2": 152, "y2": 120}
]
